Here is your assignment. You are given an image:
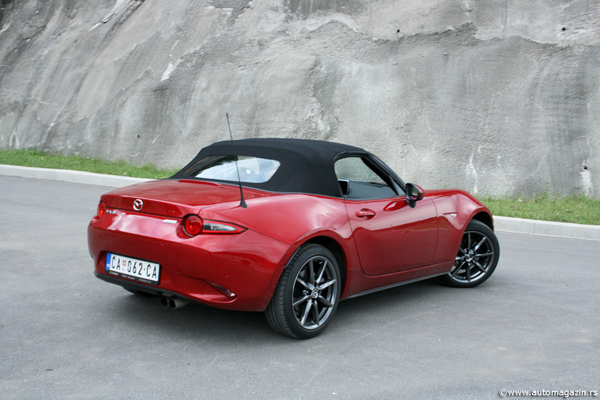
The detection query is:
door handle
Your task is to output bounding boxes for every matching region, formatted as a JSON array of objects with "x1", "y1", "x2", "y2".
[{"x1": 355, "y1": 208, "x2": 376, "y2": 219}]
